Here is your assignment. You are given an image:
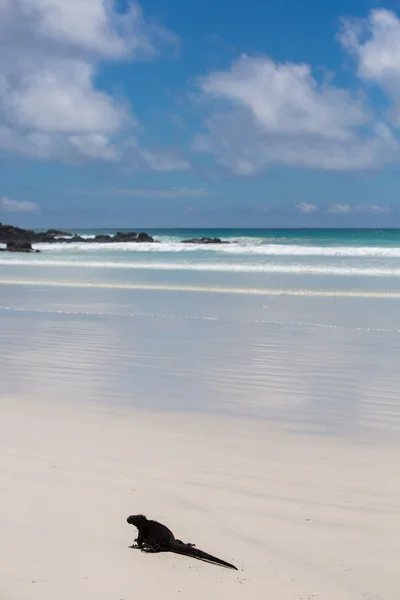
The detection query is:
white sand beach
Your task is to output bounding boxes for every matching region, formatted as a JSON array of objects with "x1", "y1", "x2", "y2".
[
  {"x1": 1, "y1": 395, "x2": 399, "y2": 600},
  {"x1": 1, "y1": 280, "x2": 400, "y2": 600}
]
